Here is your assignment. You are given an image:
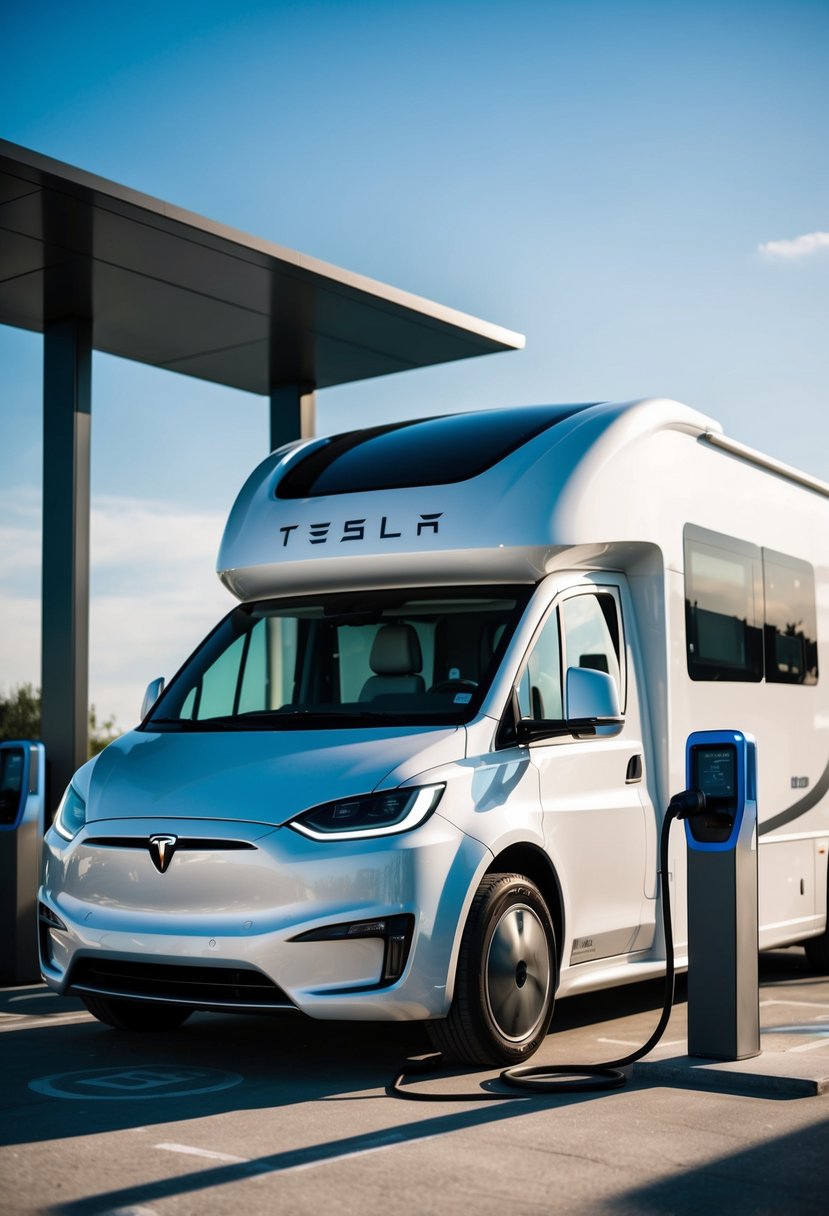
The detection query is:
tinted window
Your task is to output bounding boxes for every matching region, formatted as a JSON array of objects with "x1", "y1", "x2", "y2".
[
  {"x1": 147, "y1": 587, "x2": 530, "y2": 730},
  {"x1": 517, "y1": 608, "x2": 563, "y2": 720},
  {"x1": 515, "y1": 590, "x2": 623, "y2": 728},
  {"x1": 562, "y1": 592, "x2": 623, "y2": 705},
  {"x1": 763, "y1": 549, "x2": 818, "y2": 685},
  {"x1": 276, "y1": 404, "x2": 593, "y2": 498},
  {"x1": 685, "y1": 527, "x2": 764, "y2": 681}
]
